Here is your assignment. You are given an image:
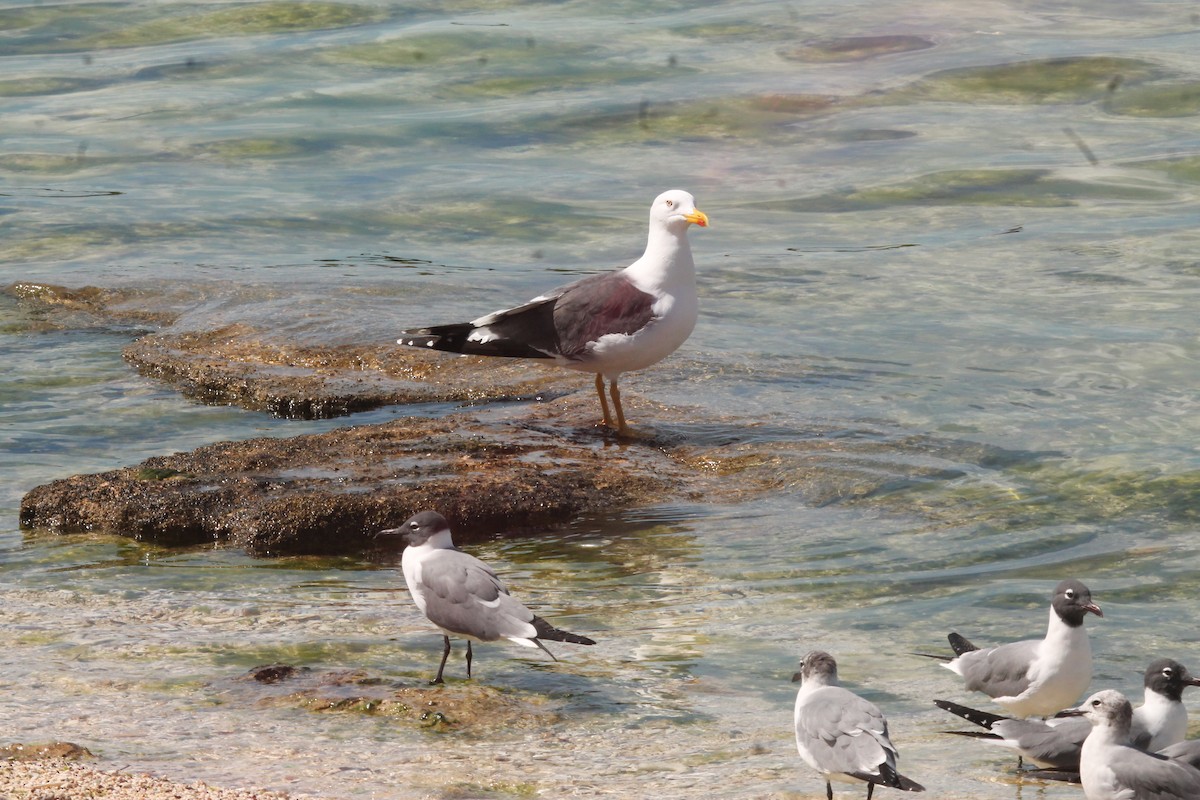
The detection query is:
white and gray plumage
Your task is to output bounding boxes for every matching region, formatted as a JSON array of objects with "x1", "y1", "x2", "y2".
[
  {"x1": 397, "y1": 189, "x2": 709, "y2": 434},
  {"x1": 377, "y1": 510, "x2": 595, "y2": 684},
  {"x1": 935, "y1": 658, "x2": 1200, "y2": 771},
  {"x1": 792, "y1": 650, "x2": 924, "y2": 800},
  {"x1": 1063, "y1": 689, "x2": 1200, "y2": 800},
  {"x1": 937, "y1": 579, "x2": 1103, "y2": 718},
  {"x1": 1158, "y1": 739, "x2": 1200, "y2": 770}
]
